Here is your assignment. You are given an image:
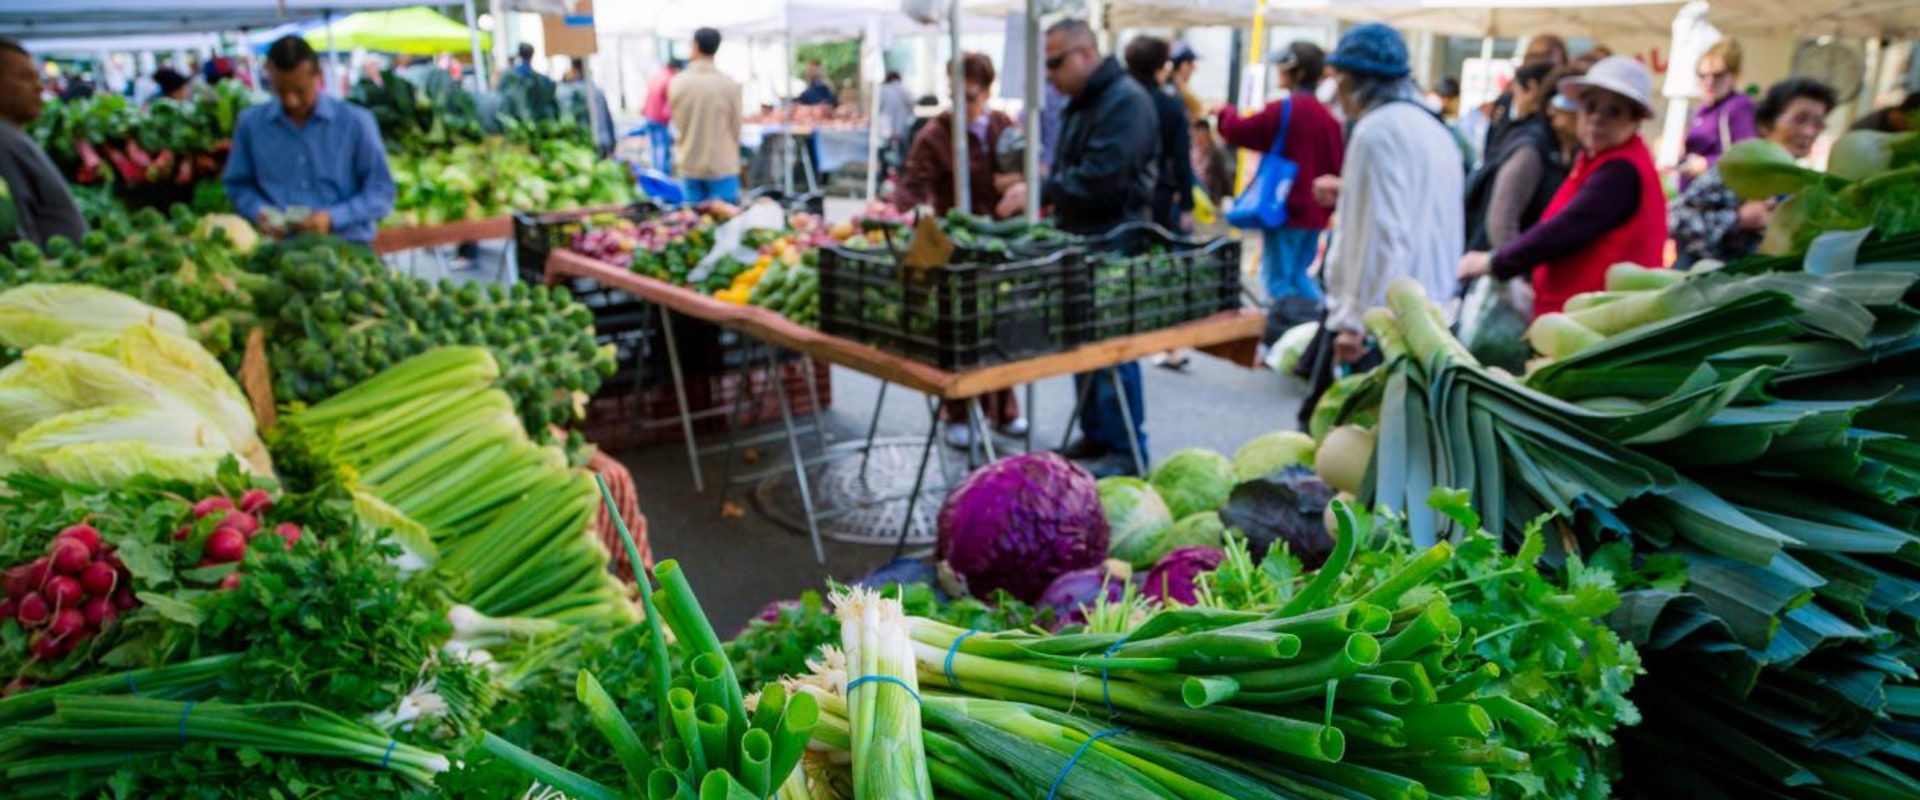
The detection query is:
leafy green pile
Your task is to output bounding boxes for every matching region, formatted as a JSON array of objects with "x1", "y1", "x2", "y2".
[
  {"x1": 386, "y1": 140, "x2": 633, "y2": 228},
  {"x1": 0, "y1": 206, "x2": 258, "y2": 362},
  {"x1": 28, "y1": 82, "x2": 249, "y2": 209},
  {"x1": 1720, "y1": 133, "x2": 1920, "y2": 255},
  {"x1": 249, "y1": 236, "x2": 615, "y2": 435}
]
